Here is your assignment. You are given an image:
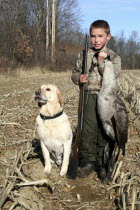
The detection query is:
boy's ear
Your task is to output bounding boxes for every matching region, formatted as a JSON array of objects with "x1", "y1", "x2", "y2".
[{"x1": 107, "y1": 33, "x2": 111, "y2": 41}]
